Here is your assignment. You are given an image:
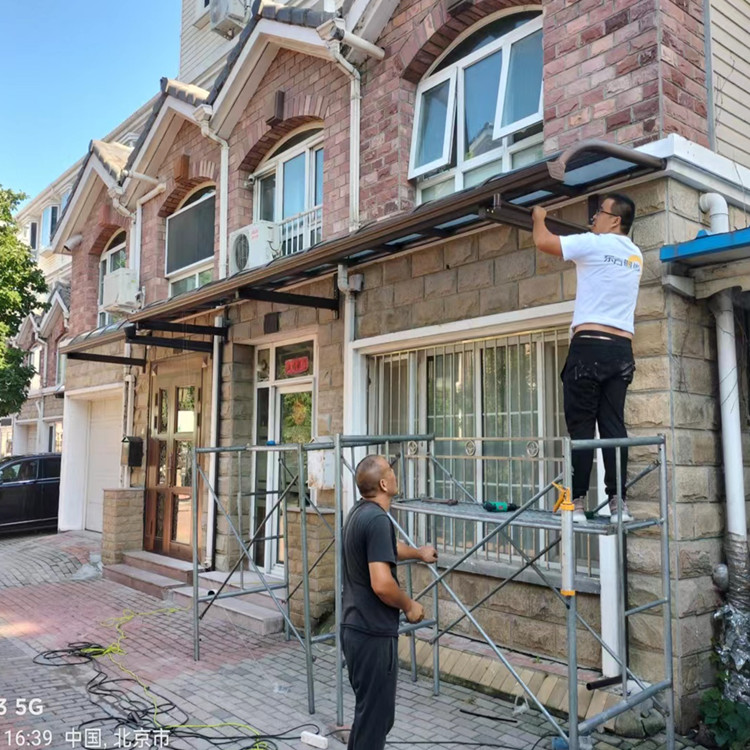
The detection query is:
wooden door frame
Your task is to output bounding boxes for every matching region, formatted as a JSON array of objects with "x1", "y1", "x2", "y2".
[{"x1": 144, "y1": 364, "x2": 205, "y2": 560}]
